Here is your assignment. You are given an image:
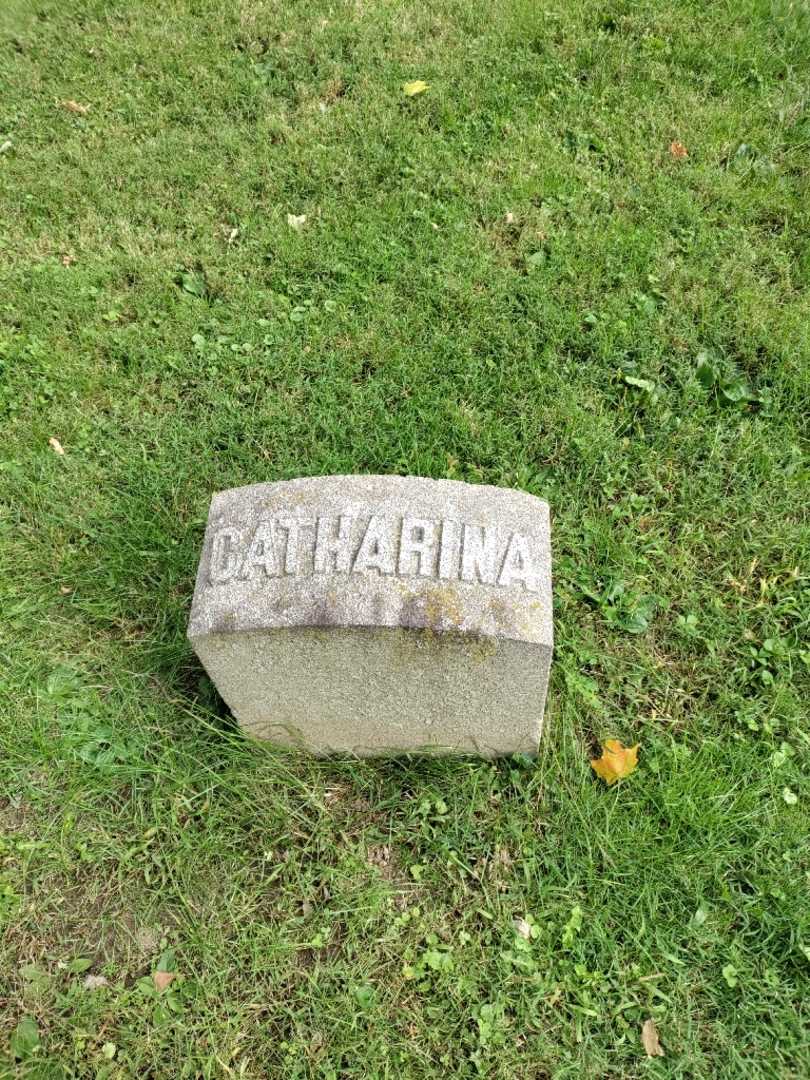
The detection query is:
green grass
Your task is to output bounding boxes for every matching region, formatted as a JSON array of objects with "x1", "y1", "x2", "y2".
[{"x1": 1, "y1": 0, "x2": 809, "y2": 1075}]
